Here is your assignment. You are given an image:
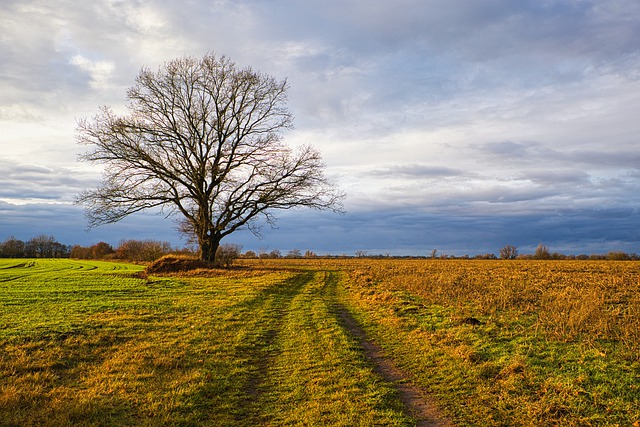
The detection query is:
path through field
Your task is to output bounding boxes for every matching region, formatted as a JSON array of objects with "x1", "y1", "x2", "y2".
[
  {"x1": 260, "y1": 267, "x2": 454, "y2": 425},
  {"x1": 239, "y1": 268, "x2": 455, "y2": 425},
  {"x1": 335, "y1": 304, "x2": 453, "y2": 427}
]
